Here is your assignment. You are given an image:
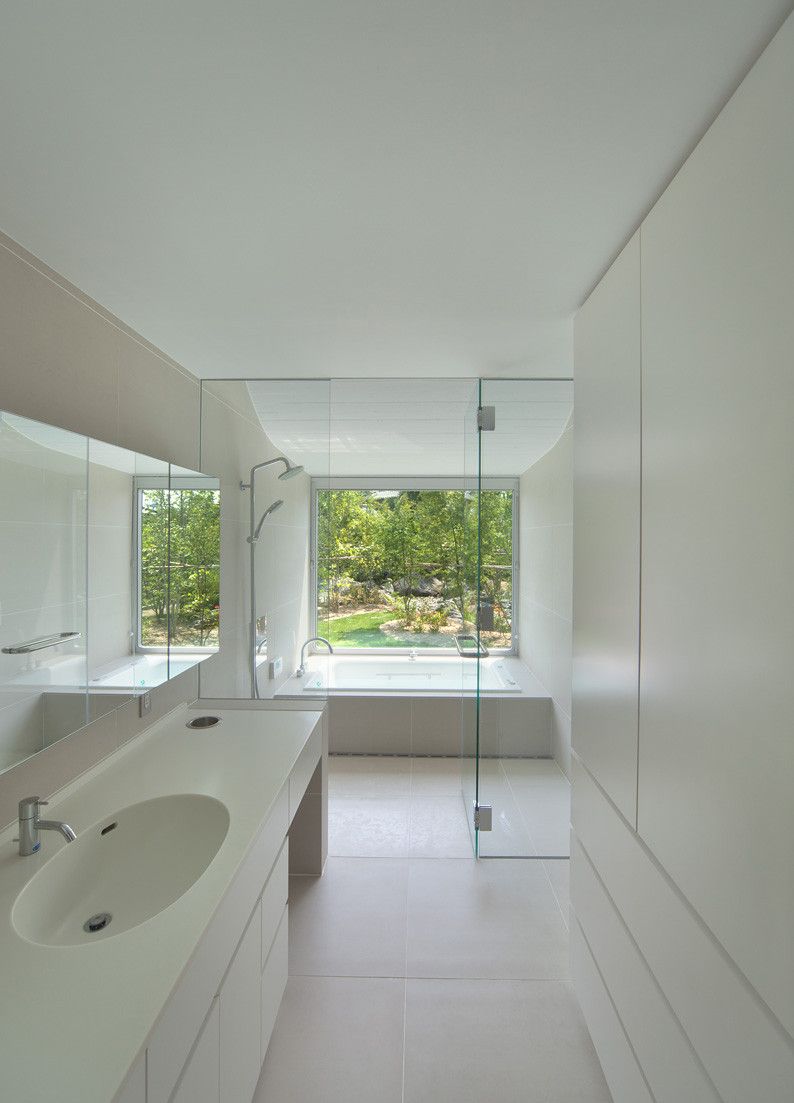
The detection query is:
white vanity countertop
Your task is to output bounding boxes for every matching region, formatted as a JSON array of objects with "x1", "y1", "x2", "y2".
[{"x1": 0, "y1": 702, "x2": 323, "y2": 1103}]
